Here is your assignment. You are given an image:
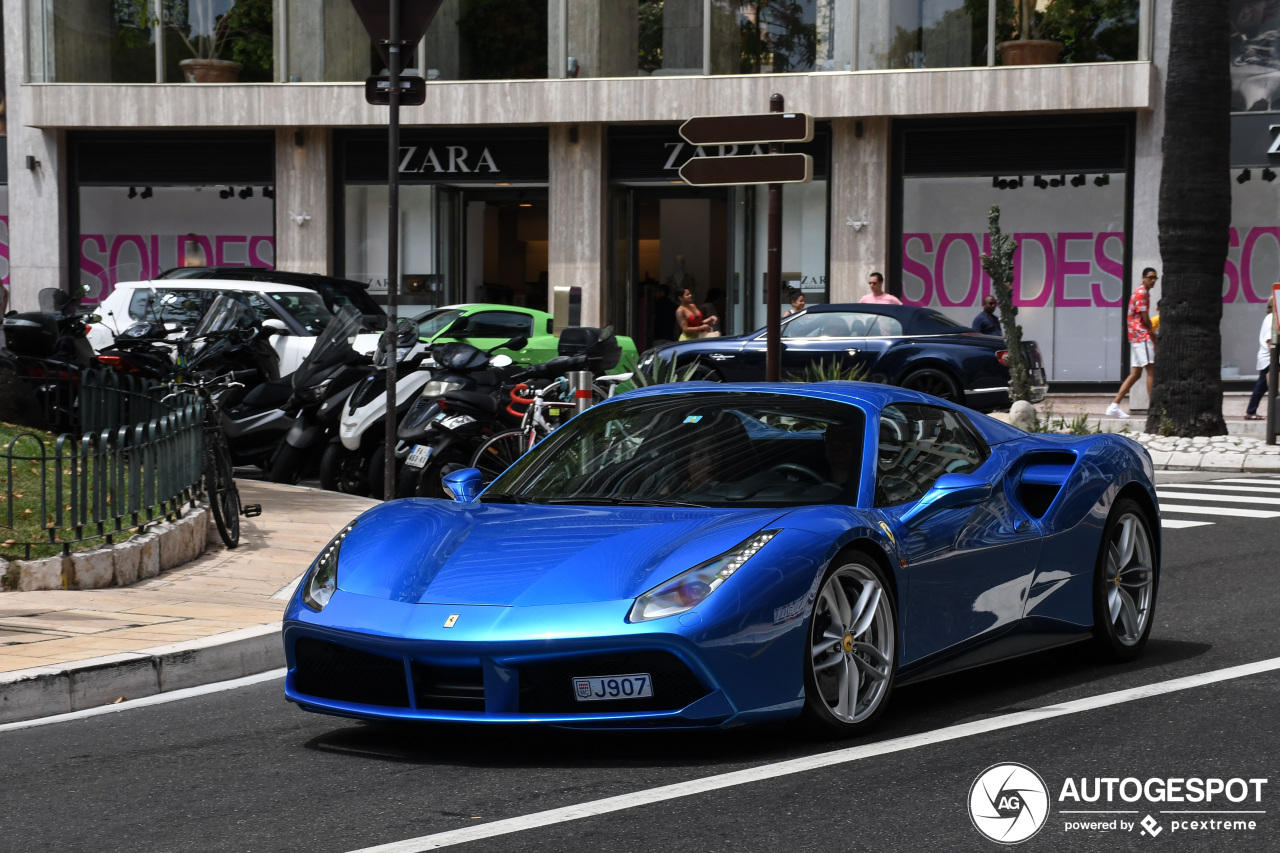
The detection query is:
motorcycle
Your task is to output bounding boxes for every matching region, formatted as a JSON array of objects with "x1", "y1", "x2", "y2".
[
  {"x1": 266, "y1": 305, "x2": 375, "y2": 484},
  {"x1": 400, "y1": 326, "x2": 621, "y2": 499},
  {"x1": 2, "y1": 288, "x2": 101, "y2": 430},
  {"x1": 319, "y1": 318, "x2": 434, "y2": 496}
]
